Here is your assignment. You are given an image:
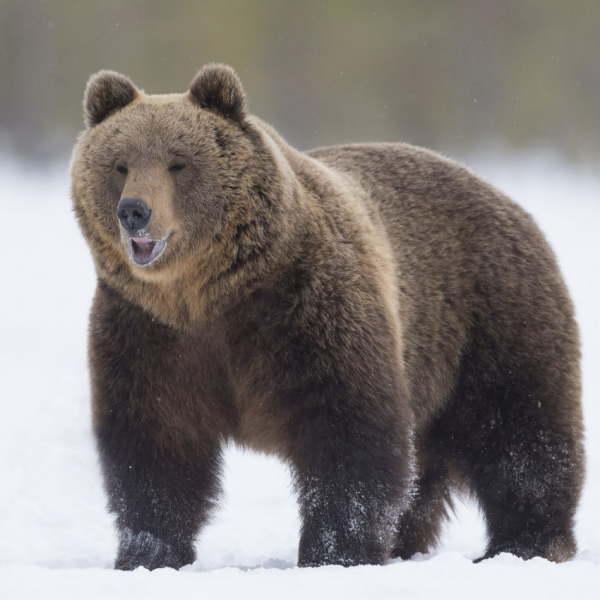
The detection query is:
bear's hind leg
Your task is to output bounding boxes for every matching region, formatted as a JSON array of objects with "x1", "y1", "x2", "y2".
[
  {"x1": 391, "y1": 454, "x2": 453, "y2": 559},
  {"x1": 447, "y1": 344, "x2": 584, "y2": 563},
  {"x1": 468, "y1": 424, "x2": 581, "y2": 563}
]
